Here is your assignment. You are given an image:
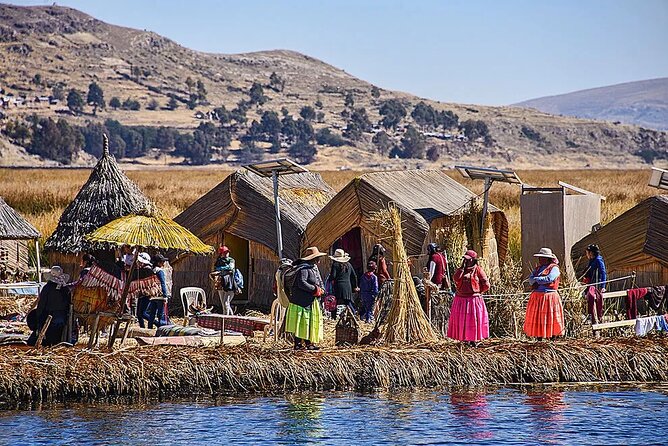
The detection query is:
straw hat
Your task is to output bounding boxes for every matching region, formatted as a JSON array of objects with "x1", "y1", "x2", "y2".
[
  {"x1": 301, "y1": 246, "x2": 326, "y2": 261},
  {"x1": 533, "y1": 247, "x2": 557, "y2": 259},
  {"x1": 329, "y1": 248, "x2": 351, "y2": 263},
  {"x1": 47, "y1": 265, "x2": 69, "y2": 287}
]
